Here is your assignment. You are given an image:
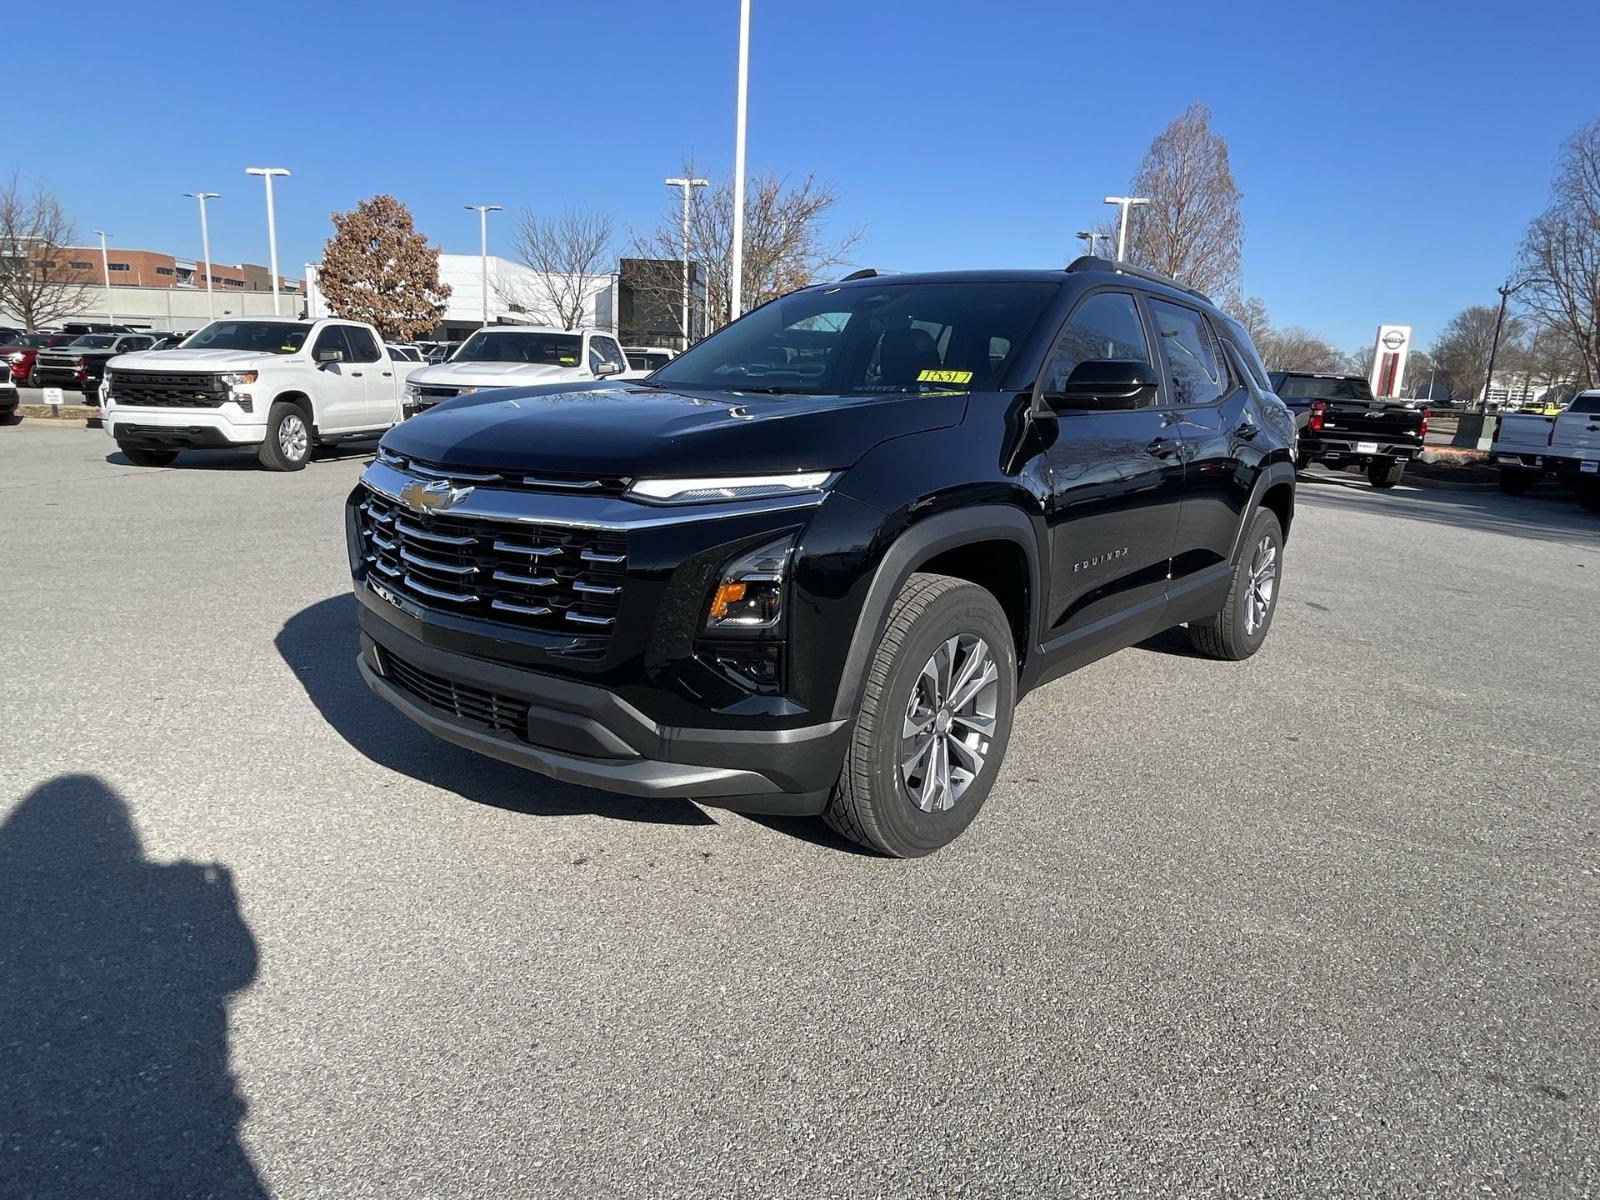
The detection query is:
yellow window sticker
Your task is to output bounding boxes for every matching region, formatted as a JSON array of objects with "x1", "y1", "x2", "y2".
[
  {"x1": 917, "y1": 369, "x2": 973, "y2": 385},
  {"x1": 560, "y1": 355, "x2": 578, "y2": 365}
]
